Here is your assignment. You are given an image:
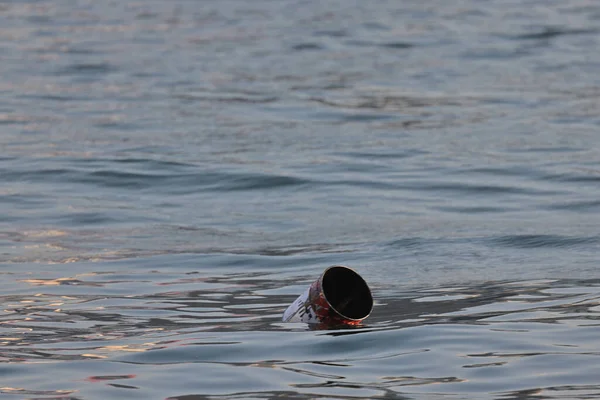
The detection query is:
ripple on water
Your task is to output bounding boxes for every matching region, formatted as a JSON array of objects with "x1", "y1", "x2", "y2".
[
  {"x1": 2, "y1": 265, "x2": 600, "y2": 399},
  {"x1": 0, "y1": 159, "x2": 313, "y2": 193}
]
